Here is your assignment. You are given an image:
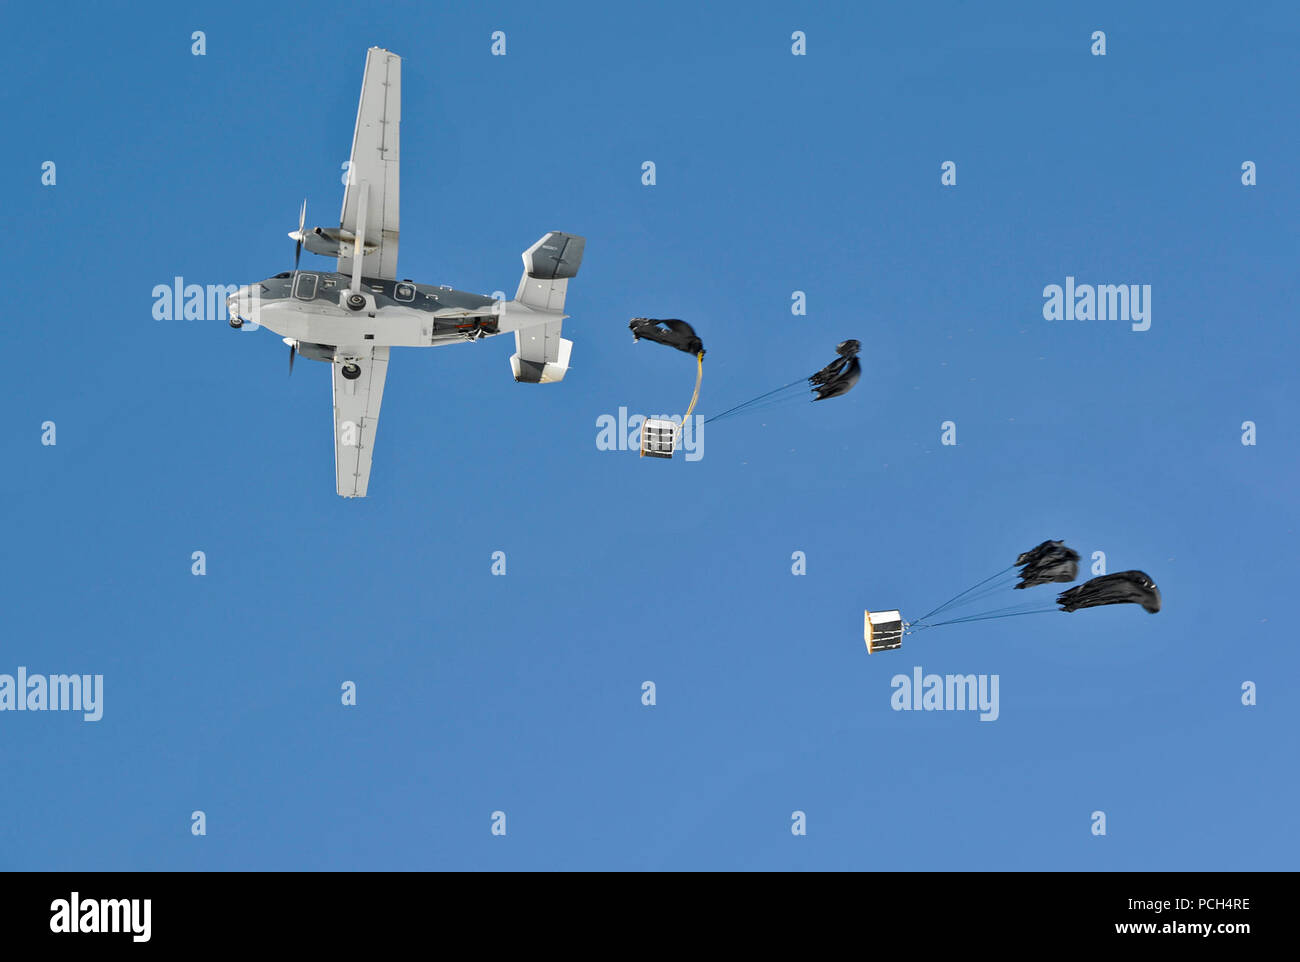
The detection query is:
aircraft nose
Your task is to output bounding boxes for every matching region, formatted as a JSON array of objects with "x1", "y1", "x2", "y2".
[{"x1": 227, "y1": 285, "x2": 260, "y2": 327}]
